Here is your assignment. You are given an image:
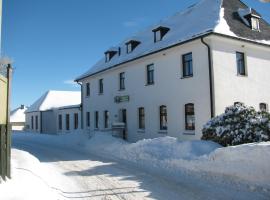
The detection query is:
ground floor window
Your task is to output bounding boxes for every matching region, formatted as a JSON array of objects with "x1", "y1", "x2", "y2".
[
  {"x1": 95, "y1": 111, "x2": 99, "y2": 129},
  {"x1": 86, "y1": 112, "x2": 90, "y2": 127},
  {"x1": 138, "y1": 107, "x2": 145, "y2": 129},
  {"x1": 160, "y1": 105, "x2": 167, "y2": 130},
  {"x1": 35, "y1": 115, "x2": 38, "y2": 130},
  {"x1": 66, "y1": 114, "x2": 70, "y2": 130},
  {"x1": 185, "y1": 103, "x2": 195, "y2": 130},
  {"x1": 58, "y1": 114, "x2": 62, "y2": 130},
  {"x1": 104, "y1": 110, "x2": 109, "y2": 128},
  {"x1": 74, "y1": 113, "x2": 78, "y2": 129},
  {"x1": 31, "y1": 116, "x2": 34, "y2": 129}
]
